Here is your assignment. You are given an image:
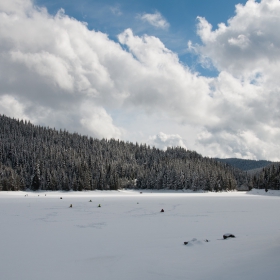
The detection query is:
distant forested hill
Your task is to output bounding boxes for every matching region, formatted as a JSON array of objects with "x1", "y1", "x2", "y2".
[
  {"x1": 215, "y1": 158, "x2": 273, "y2": 171},
  {"x1": 214, "y1": 158, "x2": 280, "y2": 190},
  {"x1": 0, "y1": 114, "x2": 251, "y2": 192}
]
